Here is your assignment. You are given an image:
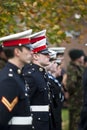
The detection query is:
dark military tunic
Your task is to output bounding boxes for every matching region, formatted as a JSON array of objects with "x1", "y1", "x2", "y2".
[
  {"x1": 0, "y1": 62, "x2": 32, "y2": 130},
  {"x1": 47, "y1": 73, "x2": 64, "y2": 130},
  {"x1": 67, "y1": 61, "x2": 84, "y2": 130},
  {"x1": 23, "y1": 63, "x2": 57, "y2": 130}
]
